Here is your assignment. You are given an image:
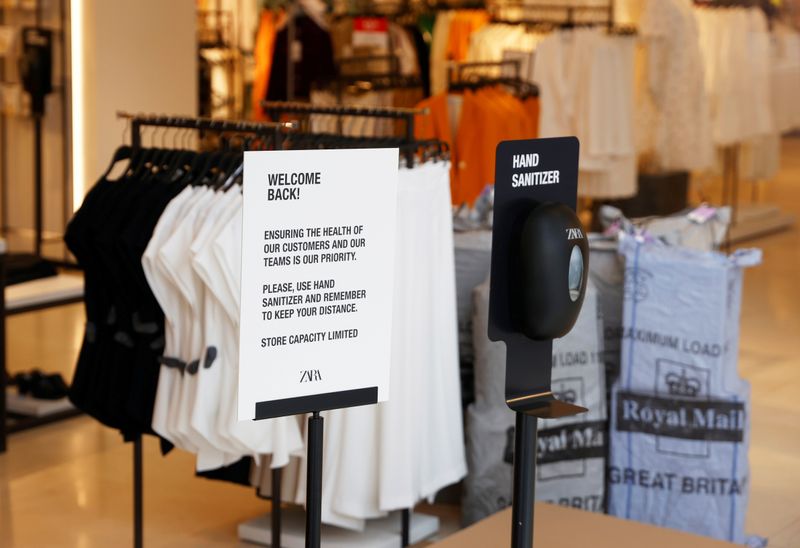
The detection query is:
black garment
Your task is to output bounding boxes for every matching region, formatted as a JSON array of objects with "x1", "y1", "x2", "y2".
[
  {"x1": 267, "y1": 15, "x2": 336, "y2": 101},
  {"x1": 64, "y1": 156, "x2": 186, "y2": 441},
  {"x1": 196, "y1": 457, "x2": 254, "y2": 486},
  {"x1": 406, "y1": 24, "x2": 430, "y2": 98}
]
